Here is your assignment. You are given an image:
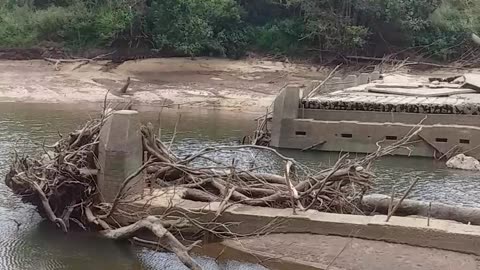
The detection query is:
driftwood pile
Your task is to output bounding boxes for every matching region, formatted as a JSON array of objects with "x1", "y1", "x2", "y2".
[
  {"x1": 4, "y1": 109, "x2": 421, "y2": 269},
  {"x1": 242, "y1": 111, "x2": 271, "y2": 146},
  {"x1": 302, "y1": 98, "x2": 480, "y2": 115}
]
